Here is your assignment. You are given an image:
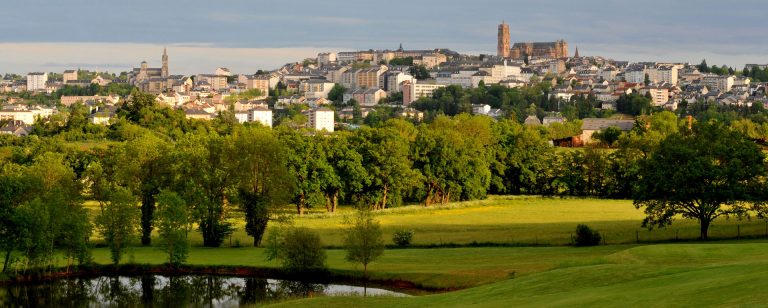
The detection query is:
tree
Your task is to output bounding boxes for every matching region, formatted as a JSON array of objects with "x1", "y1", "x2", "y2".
[
  {"x1": 408, "y1": 65, "x2": 431, "y2": 80},
  {"x1": 154, "y1": 190, "x2": 189, "y2": 266},
  {"x1": 111, "y1": 133, "x2": 171, "y2": 246},
  {"x1": 172, "y1": 132, "x2": 236, "y2": 247},
  {"x1": 634, "y1": 122, "x2": 767, "y2": 239},
  {"x1": 95, "y1": 187, "x2": 140, "y2": 266},
  {"x1": 327, "y1": 84, "x2": 346, "y2": 105},
  {"x1": 343, "y1": 208, "x2": 384, "y2": 279},
  {"x1": 698, "y1": 59, "x2": 709, "y2": 73},
  {"x1": 319, "y1": 134, "x2": 369, "y2": 213},
  {"x1": 277, "y1": 128, "x2": 330, "y2": 215},
  {"x1": 491, "y1": 119, "x2": 554, "y2": 194},
  {"x1": 592, "y1": 126, "x2": 623, "y2": 147},
  {"x1": 235, "y1": 127, "x2": 294, "y2": 246},
  {"x1": 266, "y1": 226, "x2": 327, "y2": 273},
  {"x1": 352, "y1": 124, "x2": 419, "y2": 209}
]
